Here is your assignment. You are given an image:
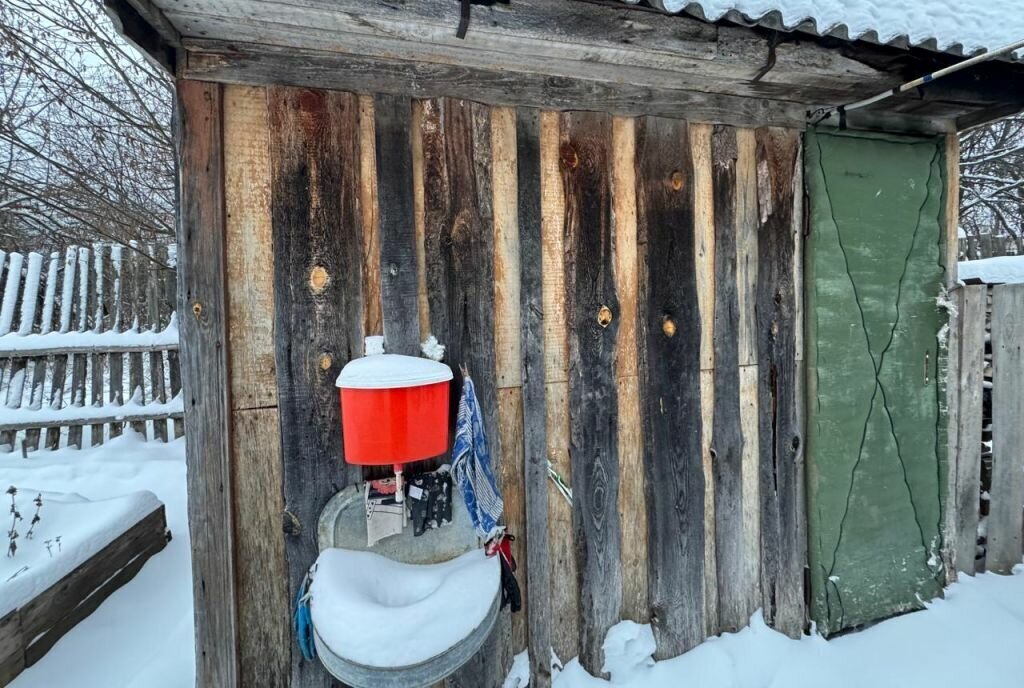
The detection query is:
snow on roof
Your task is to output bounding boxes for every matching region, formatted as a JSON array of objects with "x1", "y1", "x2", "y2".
[
  {"x1": 959, "y1": 255, "x2": 1024, "y2": 284},
  {"x1": 622, "y1": 1, "x2": 1024, "y2": 58}
]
